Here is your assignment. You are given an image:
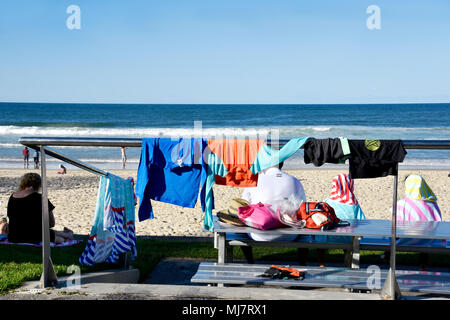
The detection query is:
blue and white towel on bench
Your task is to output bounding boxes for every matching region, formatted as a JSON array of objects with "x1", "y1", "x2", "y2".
[{"x1": 79, "y1": 173, "x2": 137, "y2": 266}]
